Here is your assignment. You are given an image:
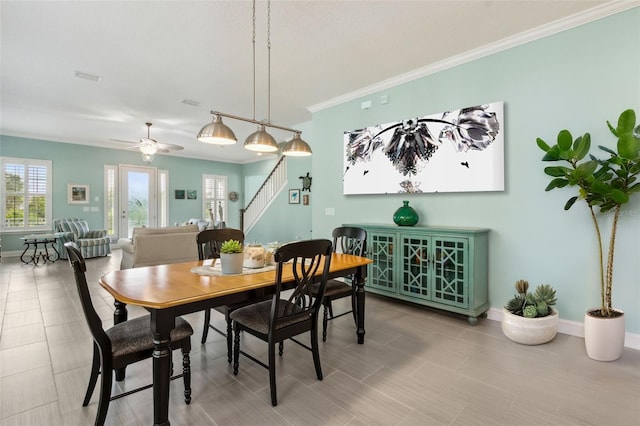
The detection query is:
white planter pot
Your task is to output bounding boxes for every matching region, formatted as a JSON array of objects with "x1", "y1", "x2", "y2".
[
  {"x1": 584, "y1": 309, "x2": 625, "y2": 361},
  {"x1": 220, "y1": 252, "x2": 244, "y2": 275},
  {"x1": 501, "y1": 308, "x2": 559, "y2": 345}
]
